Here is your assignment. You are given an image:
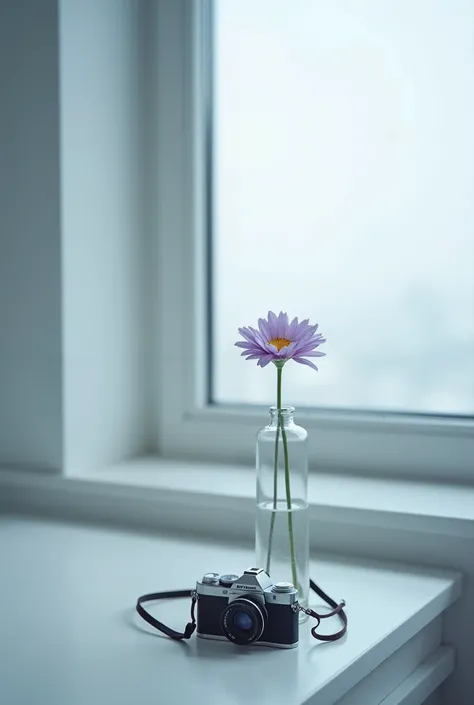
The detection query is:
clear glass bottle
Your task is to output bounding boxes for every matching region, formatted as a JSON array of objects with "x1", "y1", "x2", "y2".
[{"x1": 255, "y1": 406, "x2": 309, "y2": 617}]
